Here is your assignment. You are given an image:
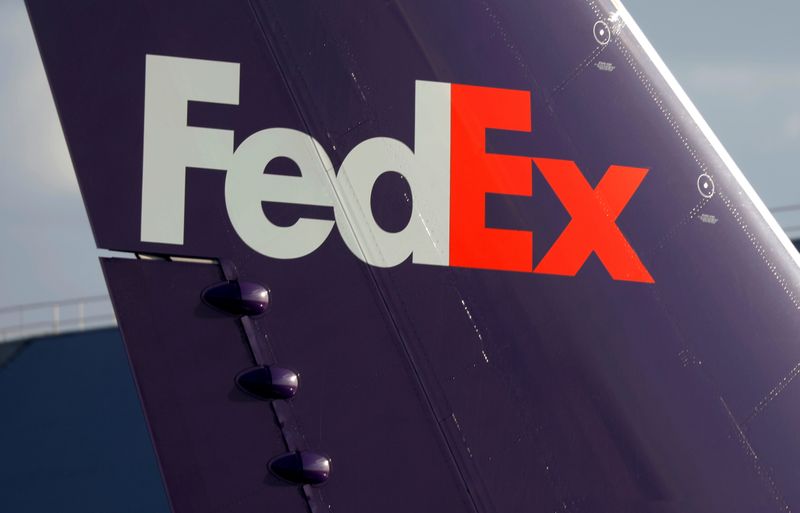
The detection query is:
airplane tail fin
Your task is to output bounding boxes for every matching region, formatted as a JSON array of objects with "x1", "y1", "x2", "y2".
[{"x1": 27, "y1": 0, "x2": 800, "y2": 512}]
